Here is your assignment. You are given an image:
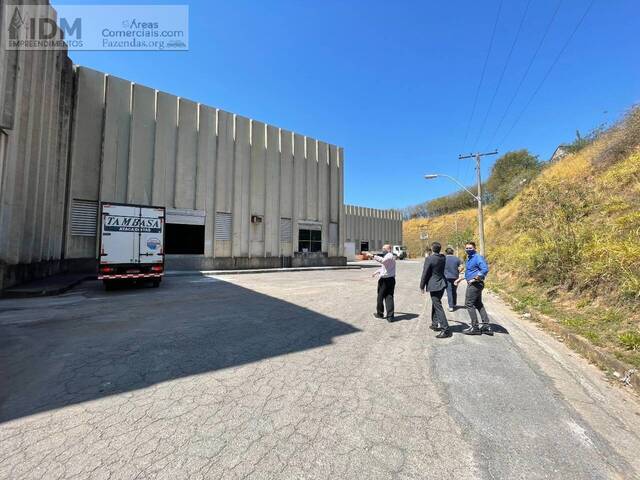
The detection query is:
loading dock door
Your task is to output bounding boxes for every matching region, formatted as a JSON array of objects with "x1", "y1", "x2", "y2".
[{"x1": 165, "y1": 209, "x2": 206, "y2": 255}]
